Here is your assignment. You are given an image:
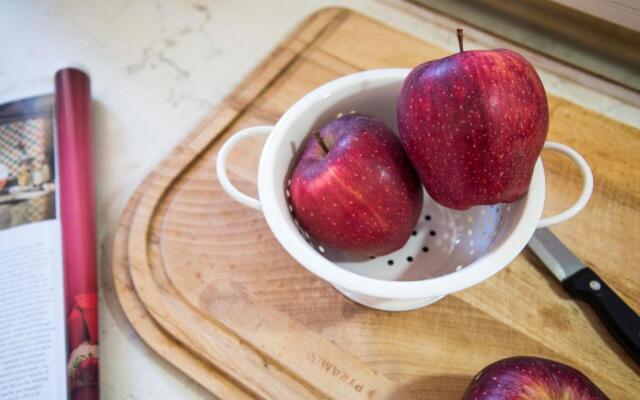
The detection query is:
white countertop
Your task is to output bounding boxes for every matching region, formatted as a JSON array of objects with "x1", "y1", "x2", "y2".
[{"x1": 2, "y1": 1, "x2": 638, "y2": 399}]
